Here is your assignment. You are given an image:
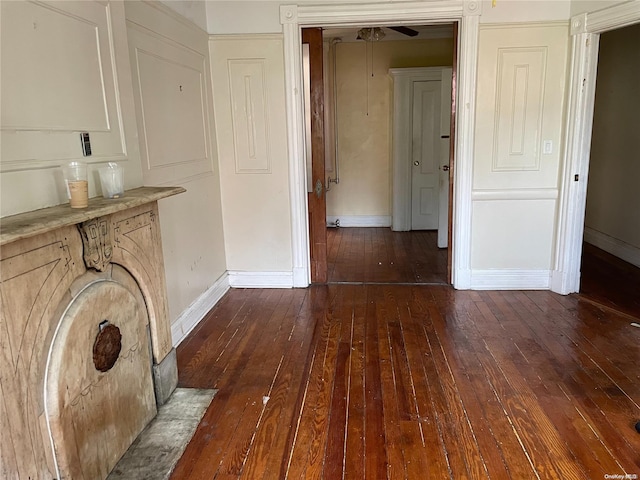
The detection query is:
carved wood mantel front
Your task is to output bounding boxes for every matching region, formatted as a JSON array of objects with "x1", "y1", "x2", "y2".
[{"x1": 0, "y1": 186, "x2": 184, "y2": 479}]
